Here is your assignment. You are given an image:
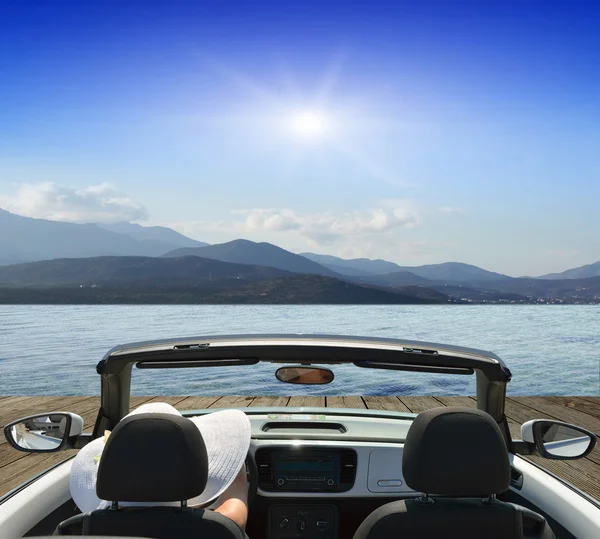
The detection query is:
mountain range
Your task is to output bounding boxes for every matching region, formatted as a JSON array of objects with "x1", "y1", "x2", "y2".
[
  {"x1": 0, "y1": 255, "x2": 289, "y2": 287},
  {"x1": 164, "y1": 240, "x2": 337, "y2": 276},
  {"x1": 0, "y1": 209, "x2": 205, "y2": 265},
  {"x1": 537, "y1": 261, "x2": 600, "y2": 280},
  {"x1": 0, "y1": 208, "x2": 598, "y2": 303},
  {"x1": 97, "y1": 222, "x2": 208, "y2": 249},
  {"x1": 0, "y1": 257, "x2": 450, "y2": 304},
  {"x1": 302, "y1": 254, "x2": 512, "y2": 284}
]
